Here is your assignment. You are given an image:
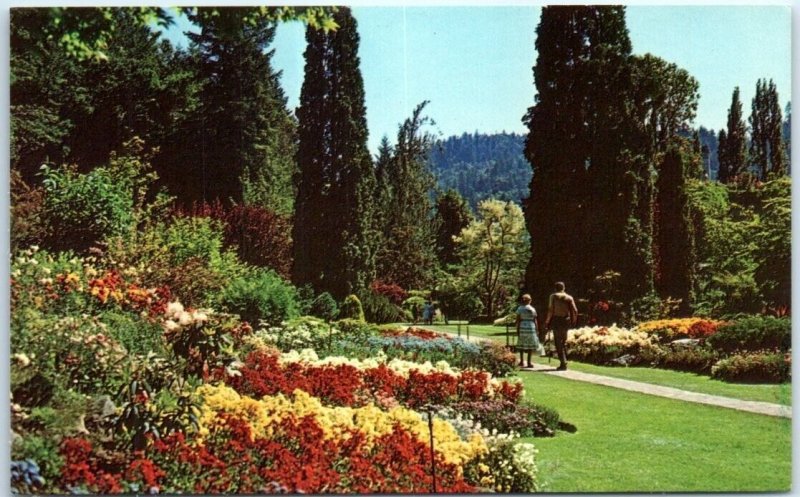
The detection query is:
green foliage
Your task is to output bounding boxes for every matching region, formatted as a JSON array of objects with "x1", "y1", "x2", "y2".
[
  {"x1": 293, "y1": 8, "x2": 376, "y2": 299},
  {"x1": 219, "y1": 269, "x2": 300, "y2": 326},
  {"x1": 706, "y1": 316, "x2": 791, "y2": 354},
  {"x1": 252, "y1": 316, "x2": 337, "y2": 353},
  {"x1": 749, "y1": 78, "x2": 786, "y2": 179},
  {"x1": 434, "y1": 278, "x2": 485, "y2": 321},
  {"x1": 711, "y1": 351, "x2": 790, "y2": 383},
  {"x1": 310, "y1": 292, "x2": 339, "y2": 322},
  {"x1": 332, "y1": 319, "x2": 379, "y2": 345},
  {"x1": 688, "y1": 180, "x2": 762, "y2": 315},
  {"x1": 99, "y1": 311, "x2": 166, "y2": 358},
  {"x1": 107, "y1": 216, "x2": 247, "y2": 308},
  {"x1": 429, "y1": 133, "x2": 530, "y2": 210},
  {"x1": 358, "y1": 291, "x2": 405, "y2": 324},
  {"x1": 654, "y1": 141, "x2": 697, "y2": 314},
  {"x1": 19, "y1": 7, "x2": 338, "y2": 62},
  {"x1": 338, "y1": 294, "x2": 365, "y2": 322},
  {"x1": 718, "y1": 87, "x2": 748, "y2": 182},
  {"x1": 433, "y1": 189, "x2": 474, "y2": 266},
  {"x1": 374, "y1": 101, "x2": 440, "y2": 290},
  {"x1": 751, "y1": 178, "x2": 791, "y2": 310},
  {"x1": 455, "y1": 199, "x2": 528, "y2": 318},
  {"x1": 466, "y1": 341, "x2": 518, "y2": 377},
  {"x1": 40, "y1": 164, "x2": 133, "y2": 252},
  {"x1": 11, "y1": 171, "x2": 49, "y2": 253}
]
